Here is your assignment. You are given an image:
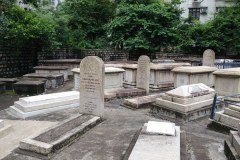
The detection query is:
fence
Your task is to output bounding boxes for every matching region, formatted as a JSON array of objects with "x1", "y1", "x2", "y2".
[{"x1": 215, "y1": 62, "x2": 240, "y2": 69}]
